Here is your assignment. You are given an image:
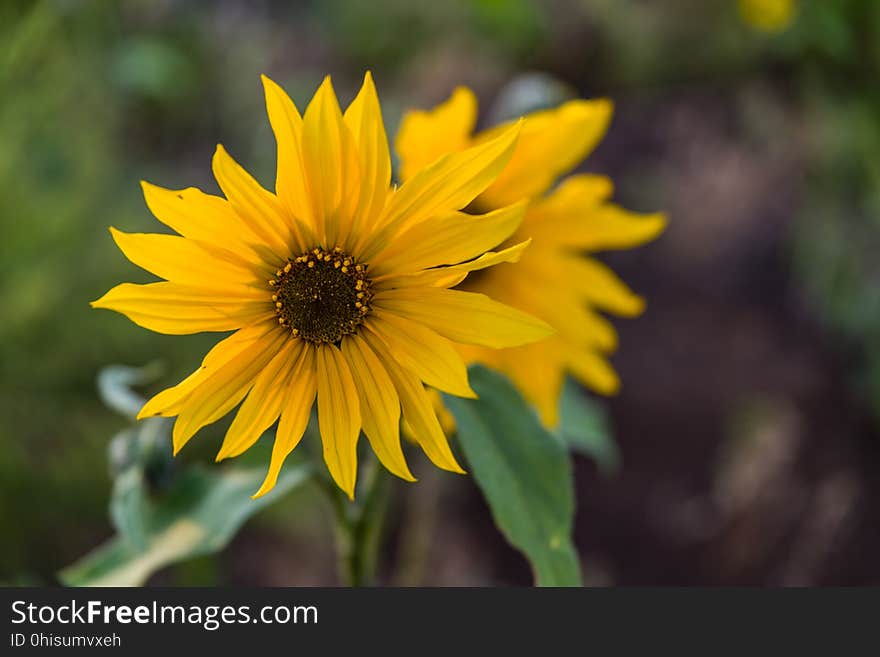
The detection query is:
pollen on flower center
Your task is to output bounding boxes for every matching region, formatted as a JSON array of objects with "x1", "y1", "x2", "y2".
[{"x1": 270, "y1": 247, "x2": 374, "y2": 344}]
